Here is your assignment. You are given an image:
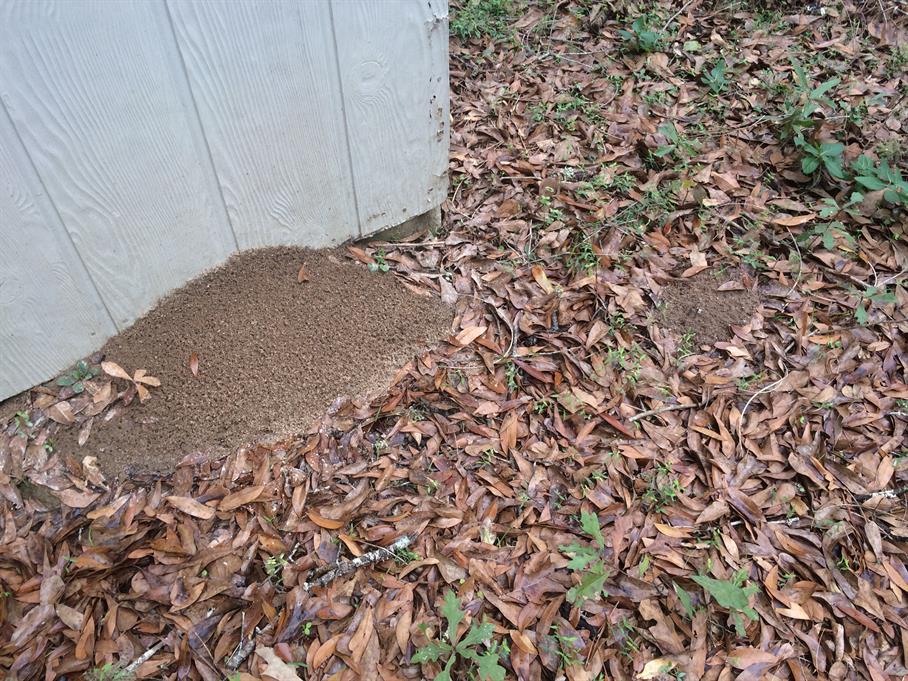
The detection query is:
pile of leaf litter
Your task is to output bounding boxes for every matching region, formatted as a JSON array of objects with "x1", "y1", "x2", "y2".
[{"x1": 2, "y1": 1, "x2": 907, "y2": 679}]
